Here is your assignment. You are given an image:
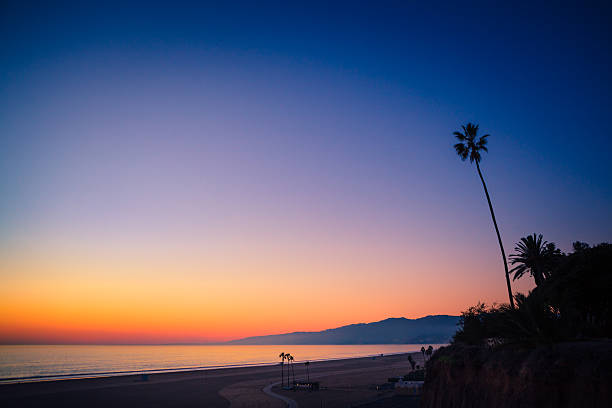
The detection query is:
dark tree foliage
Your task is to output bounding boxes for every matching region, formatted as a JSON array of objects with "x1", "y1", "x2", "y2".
[
  {"x1": 453, "y1": 303, "x2": 490, "y2": 345},
  {"x1": 543, "y1": 242, "x2": 612, "y2": 338},
  {"x1": 453, "y1": 242, "x2": 612, "y2": 345},
  {"x1": 509, "y1": 234, "x2": 562, "y2": 286}
]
